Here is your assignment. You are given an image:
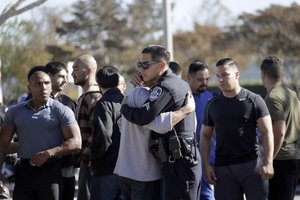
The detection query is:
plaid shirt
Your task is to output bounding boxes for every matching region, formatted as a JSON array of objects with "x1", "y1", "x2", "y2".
[{"x1": 75, "y1": 90, "x2": 101, "y2": 148}]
